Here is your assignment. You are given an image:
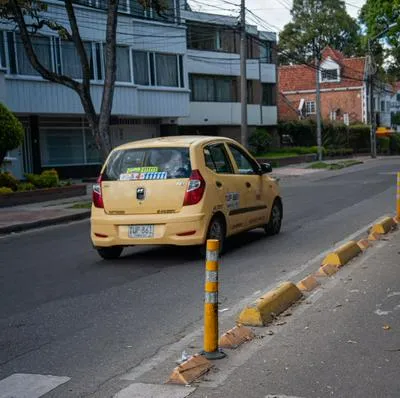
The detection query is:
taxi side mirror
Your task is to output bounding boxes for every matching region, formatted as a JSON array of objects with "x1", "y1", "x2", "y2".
[{"x1": 259, "y1": 163, "x2": 272, "y2": 174}]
